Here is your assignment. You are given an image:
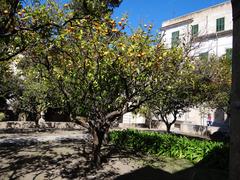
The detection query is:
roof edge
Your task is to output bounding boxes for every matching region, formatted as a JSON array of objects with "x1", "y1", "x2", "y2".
[{"x1": 162, "y1": 1, "x2": 231, "y2": 27}]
